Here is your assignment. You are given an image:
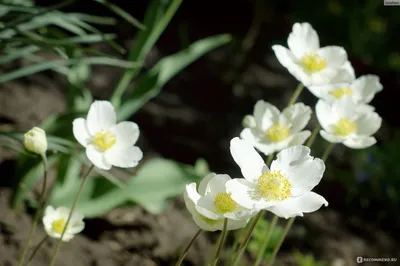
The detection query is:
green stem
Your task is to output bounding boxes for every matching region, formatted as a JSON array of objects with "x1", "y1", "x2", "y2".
[
  {"x1": 253, "y1": 215, "x2": 278, "y2": 266},
  {"x1": 48, "y1": 165, "x2": 94, "y2": 266},
  {"x1": 18, "y1": 153, "x2": 48, "y2": 266},
  {"x1": 266, "y1": 154, "x2": 274, "y2": 167},
  {"x1": 175, "y1": 228, "x2": 202, "y2": 266},
  {"x1": 268, "y1": 217, "x2": 295, "y2": 266},
  {"x1": 224, "y1": 235, "x2": 240, "y2": 266},
  {"x1": 26, "y1": 235, "x2": 49, "y2": 264},
  {"x1": 287, "y1": 83, "x2": 304, "y2": 106},
  {"x1": 213, "y1": 219, "x2": 228, "y2": 266},
  {"x1": 321, "y1": 143, "x2": 335, "y2": 162},
  {"x1": 231, "y1": 211, "x2": 263, "y2": 266},
  {"x1": 305, "y1": 124, "x2": 321, "y2": 148}
]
